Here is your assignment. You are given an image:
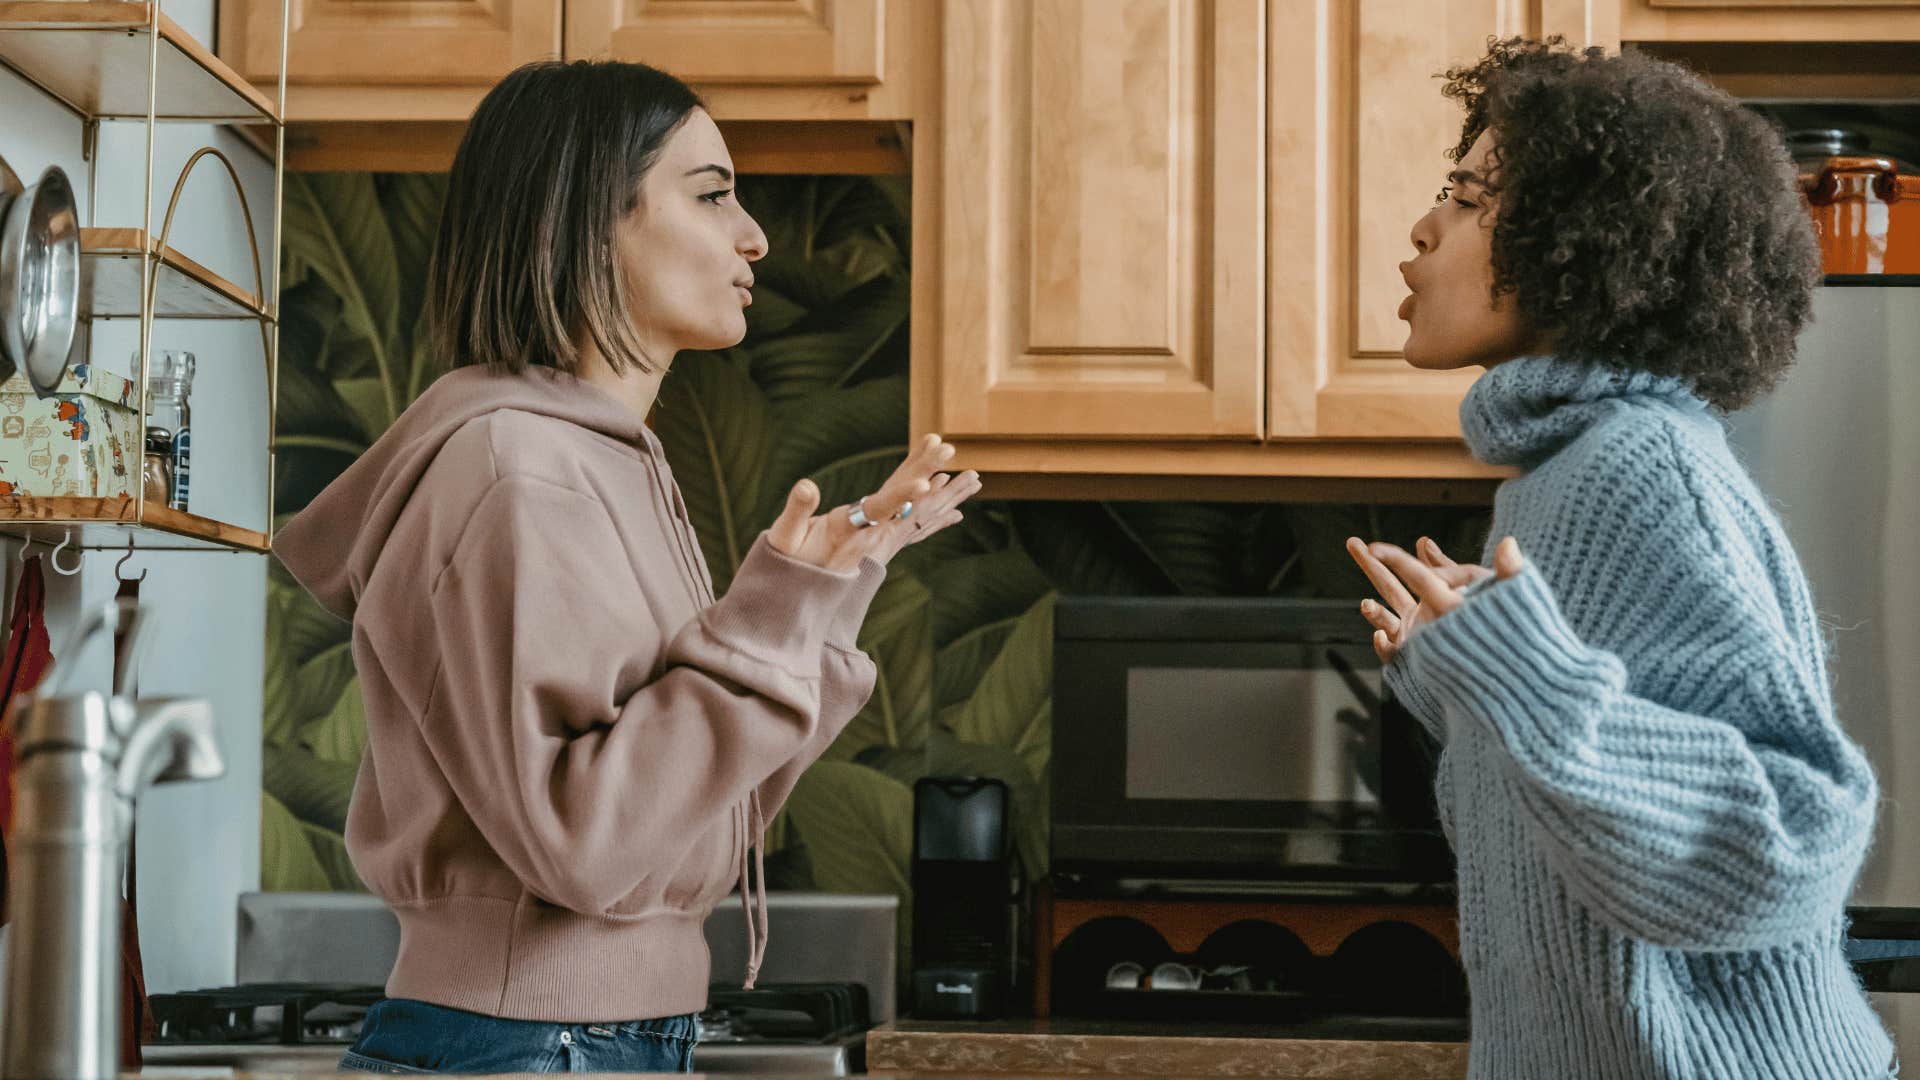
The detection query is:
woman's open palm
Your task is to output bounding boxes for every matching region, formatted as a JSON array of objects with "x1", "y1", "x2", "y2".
[{"x1": 766, "y1": 433, "x2": 982, "y2": 572}]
